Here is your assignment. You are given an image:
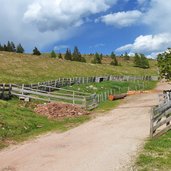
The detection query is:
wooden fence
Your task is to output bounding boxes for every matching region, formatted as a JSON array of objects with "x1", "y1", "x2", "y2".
[
  {"x1": 150, "y1": 90, "x2": 171, "y2": 137},
  {"x1": 11, "y1": 84, "x2": 98, "y2": 110},
  {"x1": 0, "y1": 84, "x2": 12, "y2": 100},
  {"x1": 17, "y1": 75, "x2": 158, "y2": 90}
]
